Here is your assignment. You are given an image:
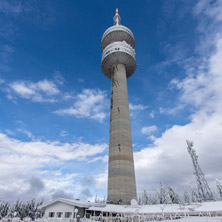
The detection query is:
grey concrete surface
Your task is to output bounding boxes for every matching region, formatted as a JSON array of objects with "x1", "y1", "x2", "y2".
[{"x1": 107, "y1": 63, "x2": 137, "y2": 205}]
